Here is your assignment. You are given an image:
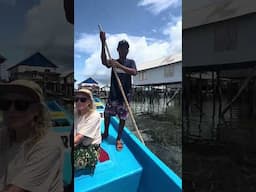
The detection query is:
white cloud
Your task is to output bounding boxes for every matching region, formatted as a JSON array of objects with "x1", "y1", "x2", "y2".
[
  {"x1": 138, "y1": 0, "x2": 181, "y2": 15},
  {"x1": 75, "y1": 17, "x2": 181, "y2": 86},
  {"x1": 75, "y1": 54, "x2": 81, "y2": 59},
  {"x1": 152, "y1": 29, "x2": 157, "y2": 33},
  {"x1": 163, "y1": 16, "x2": 182, "y2": 54},
  {"x1": 20, "y1": 0, "x2": 73, "y2": 72},
  {"x1": 75, "y1": 33, "x2": 100, "y2": 54}
]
